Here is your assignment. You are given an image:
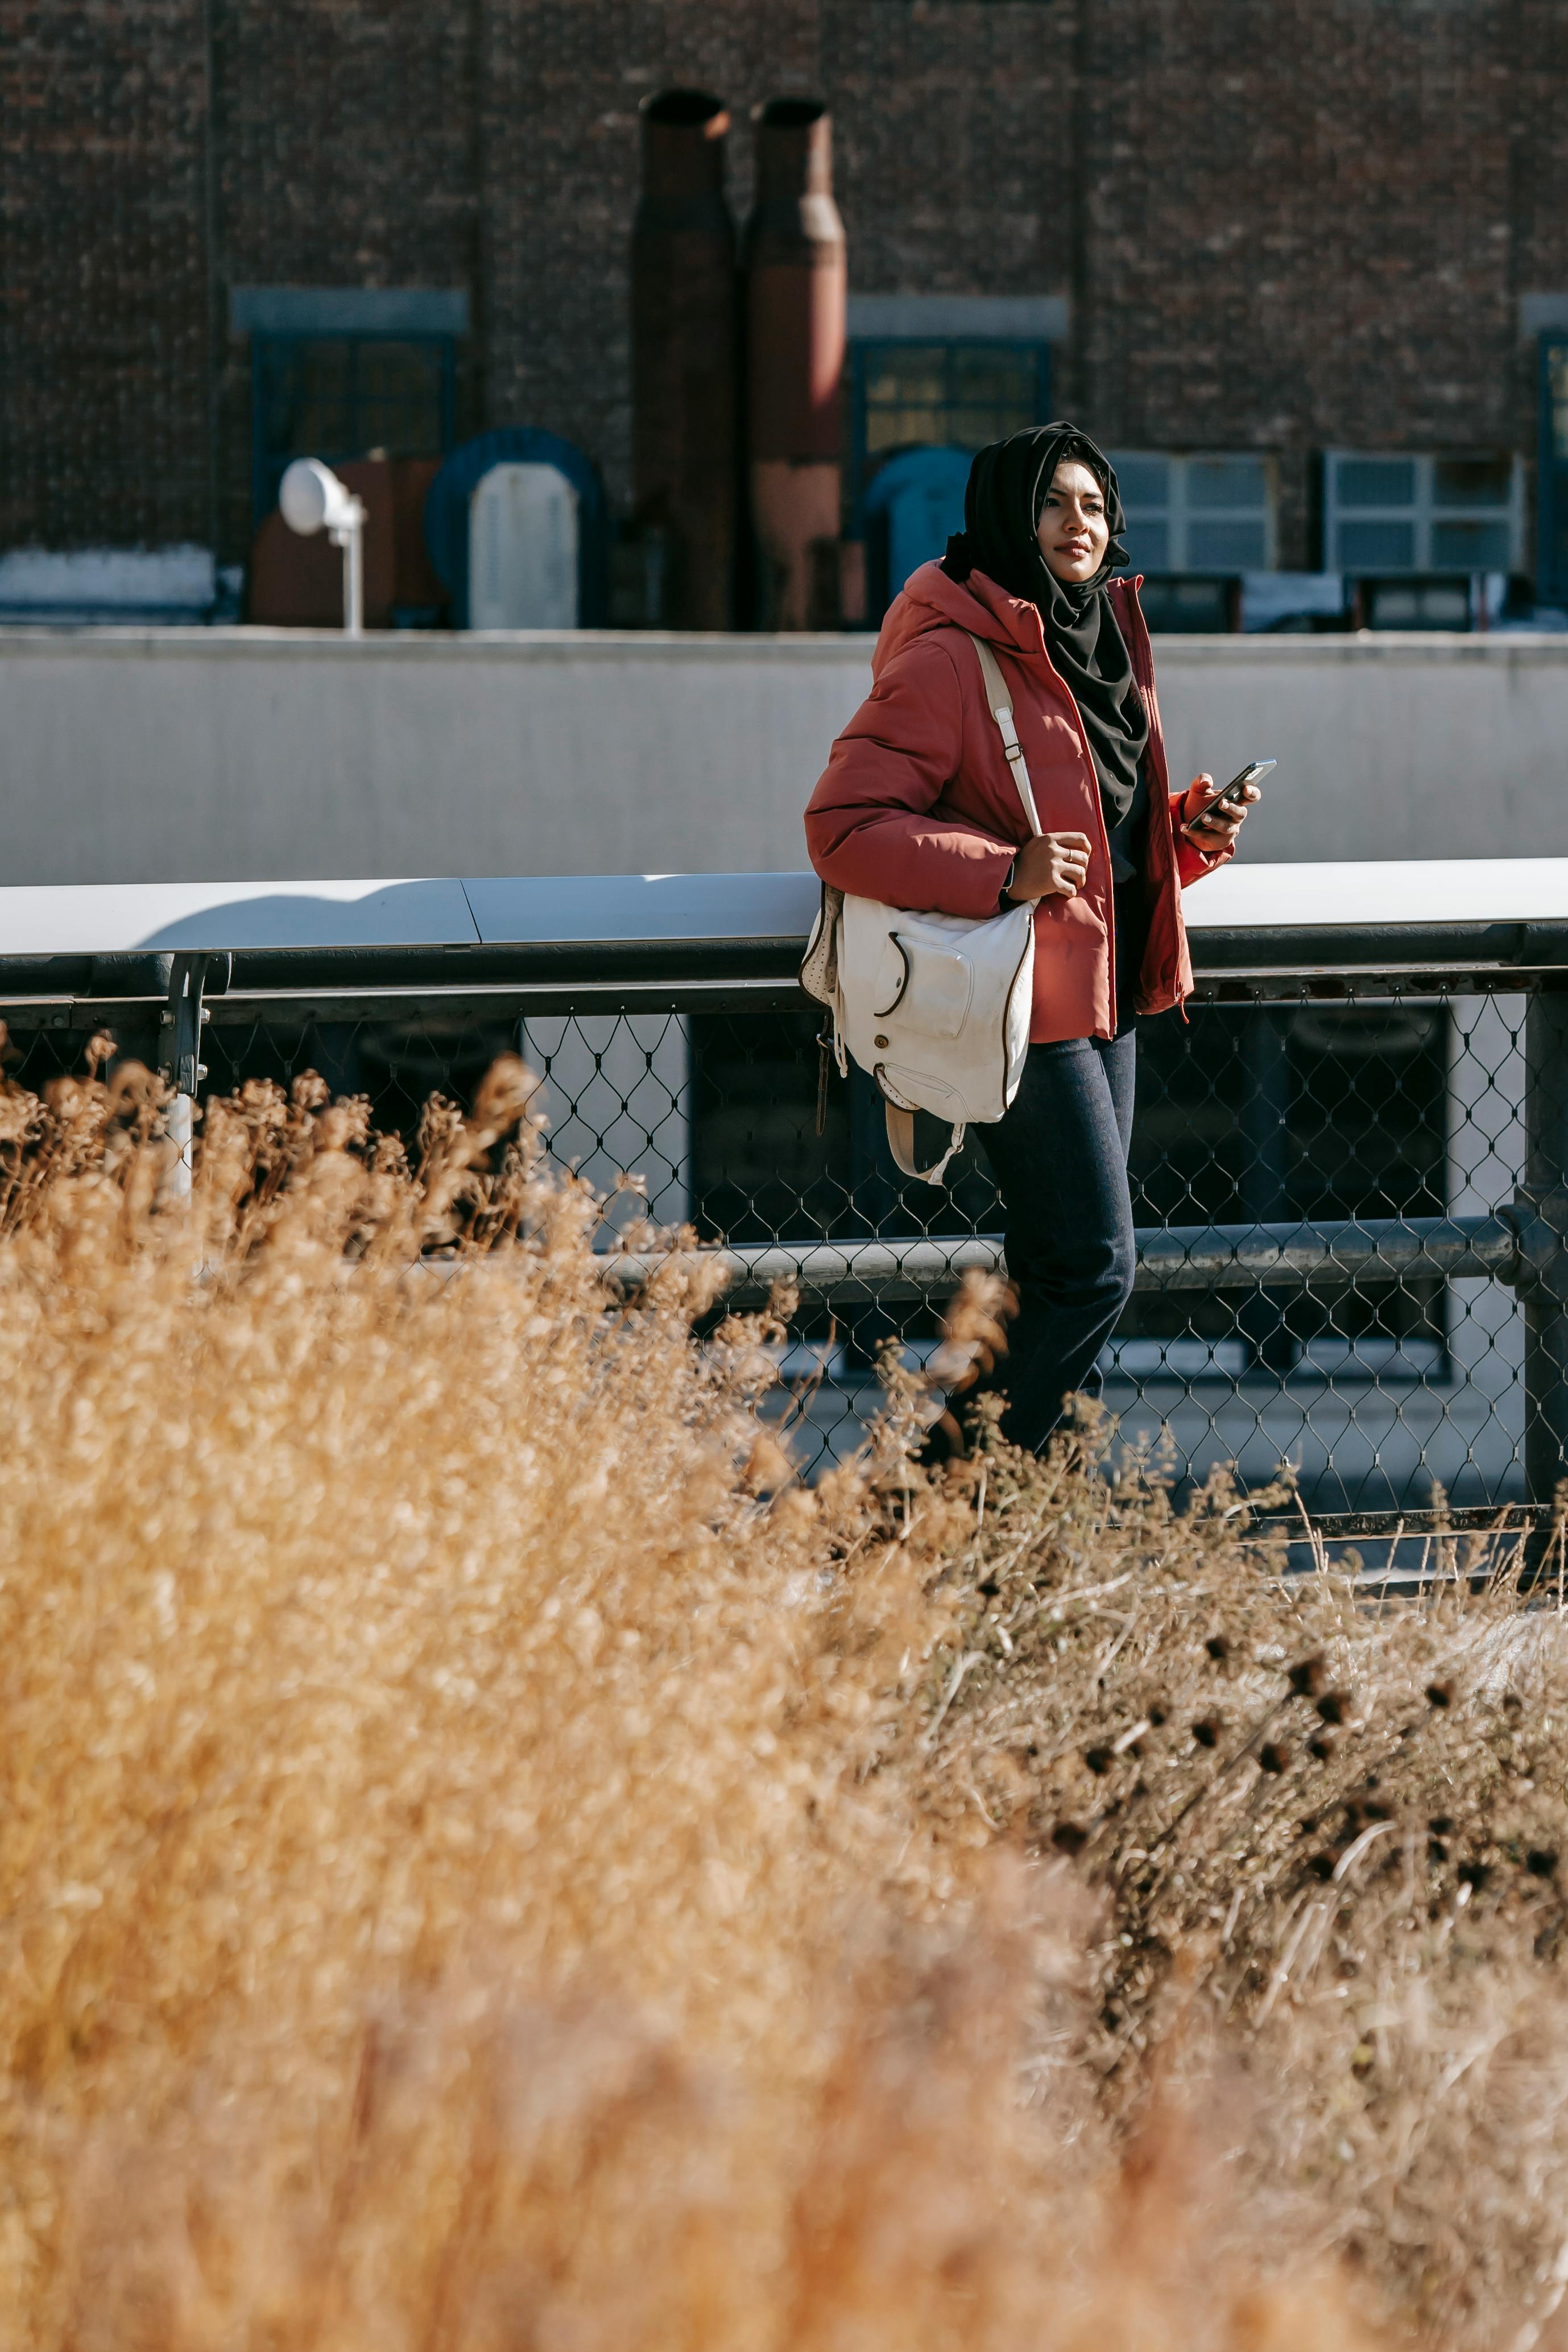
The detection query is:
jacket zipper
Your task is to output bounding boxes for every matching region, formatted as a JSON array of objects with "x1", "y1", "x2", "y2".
[
  {"x1": 1120, "y1": 578, "x2": 1189, "y2": 1023},
  {"x1": 997, "y1": 629, "x2": 1120, "y2": 1041}
]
